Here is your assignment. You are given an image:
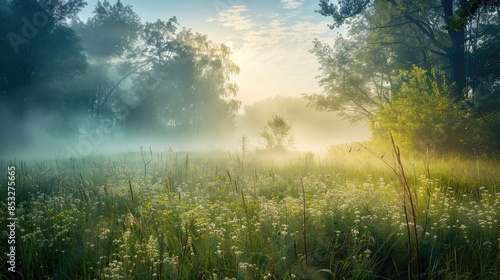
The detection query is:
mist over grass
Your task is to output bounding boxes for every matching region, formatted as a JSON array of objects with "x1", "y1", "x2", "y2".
[
  {"x1": 0, "y1": 95, "x2": 370, "y2": 159},
  {"x1": 1, "y1": 145, "x2": 499, "y2": 279}
]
